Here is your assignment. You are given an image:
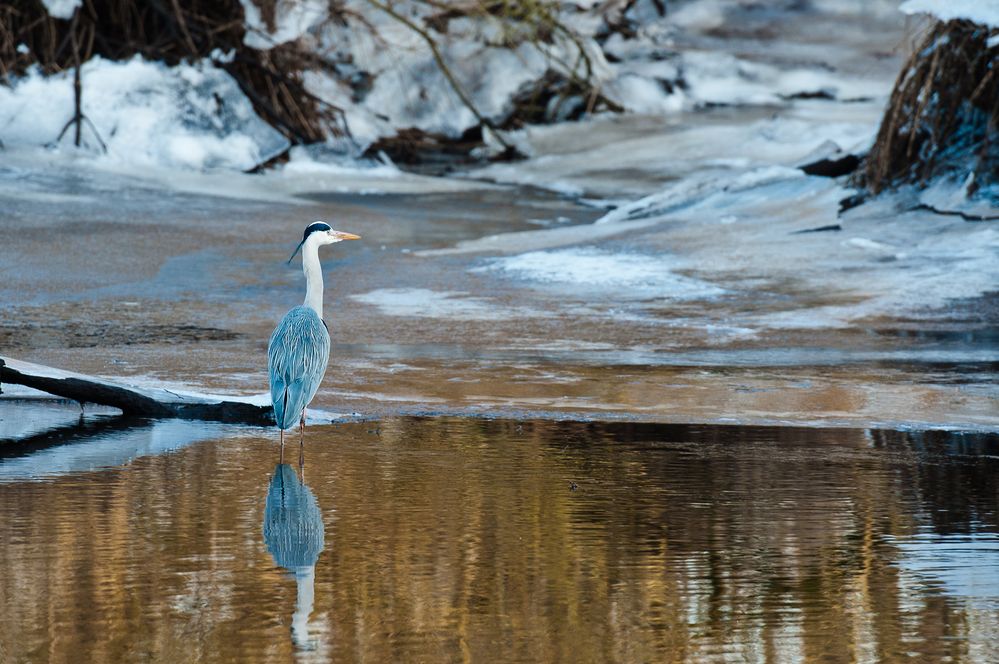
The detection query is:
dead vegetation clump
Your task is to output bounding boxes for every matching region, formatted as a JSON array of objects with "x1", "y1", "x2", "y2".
[
  {"x1": 862, "y1": 19, "x2": 999, "y2": 196},
  {"x1": 363, "y1": 126, "x2": 491, "y2": 173},
  {"x1": 0, "y1": 0, "x2": 348, "y2": 146},
  {"x1": 502, "y1": 68, "x2": 622, "y2": 129}
]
